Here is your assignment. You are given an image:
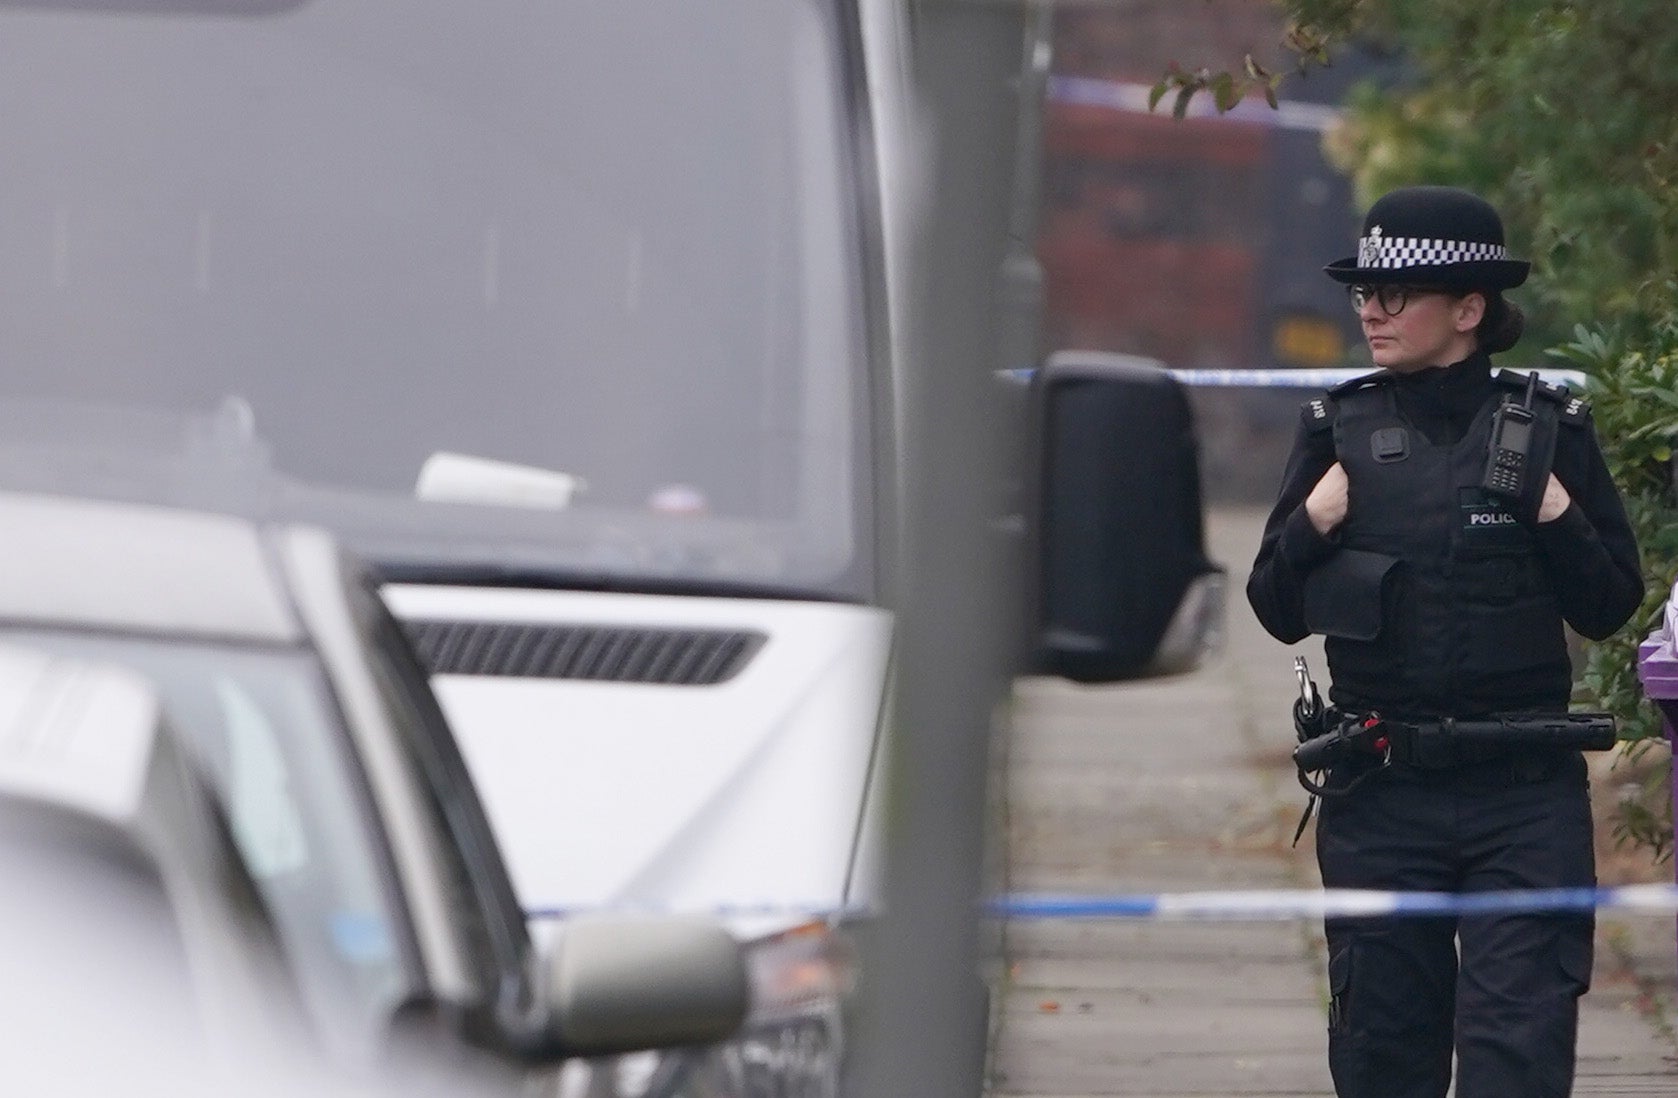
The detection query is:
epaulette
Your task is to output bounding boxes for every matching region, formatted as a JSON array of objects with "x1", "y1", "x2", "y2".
[
  {"x1": 1493, "y1": 368, "x2": 1590, "y2": 424},
  {"x1": 1327, "y1": 369, "x2": 1392, "y2": 398},
  {"x1": 1300, "y1": 395, "x2": 1333, "y2": 433},
  {"x1": 1557, "y1": 391, "x2": 1591, "y2": 425}
]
